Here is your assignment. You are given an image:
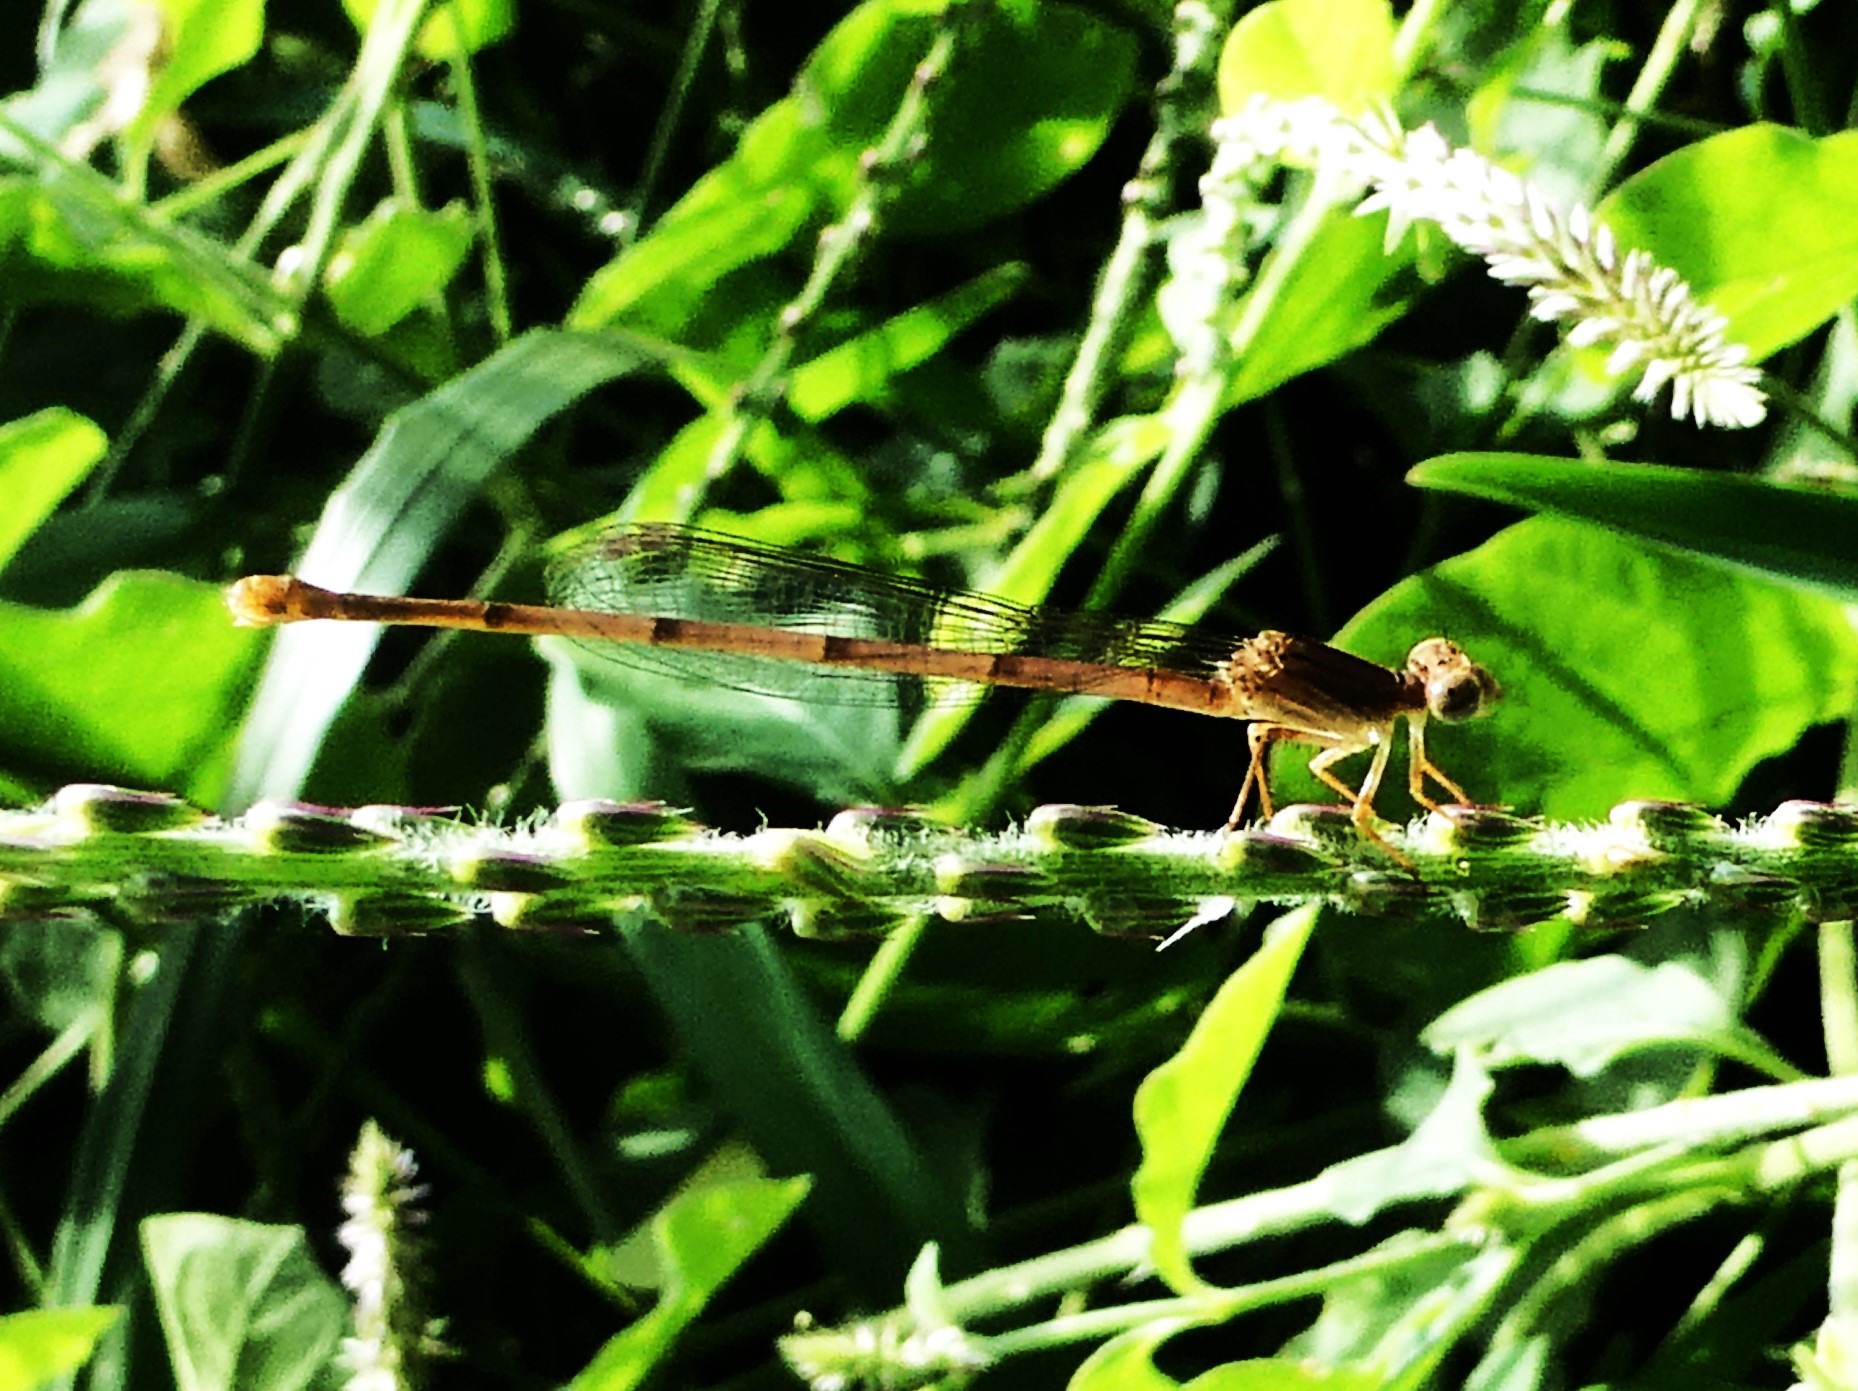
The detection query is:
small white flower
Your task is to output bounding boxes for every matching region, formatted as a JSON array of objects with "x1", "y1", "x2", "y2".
[
  {"x1": 336, "y1": 1122, "x2": 431, "y2": 1391},
  {"x1": 1185, "y1": 99, "x2": 1764, "y2": 428},
  {"x1": 1341, "y1": 108, "x2": 1766, "y2": 428}
]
